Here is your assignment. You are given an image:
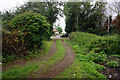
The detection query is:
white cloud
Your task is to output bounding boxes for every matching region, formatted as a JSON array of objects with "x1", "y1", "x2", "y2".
[{"x1": 0, "y1": 0, "x2": 27, "y2": 12}]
